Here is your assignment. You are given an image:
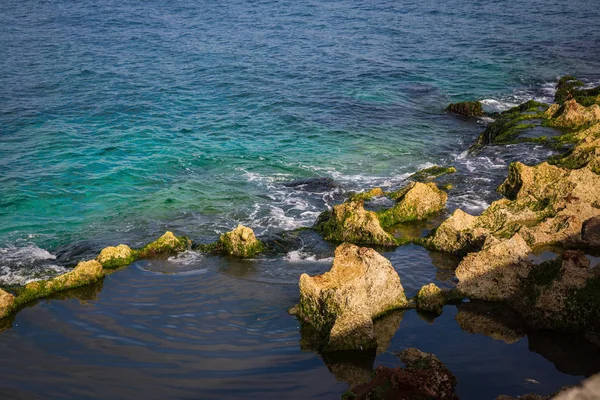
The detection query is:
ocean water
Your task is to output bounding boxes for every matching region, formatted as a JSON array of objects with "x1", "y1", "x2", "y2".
[{"x1": 1, "y1": 0, "x2": 600, "y2": 398}]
